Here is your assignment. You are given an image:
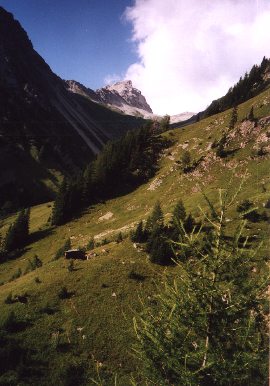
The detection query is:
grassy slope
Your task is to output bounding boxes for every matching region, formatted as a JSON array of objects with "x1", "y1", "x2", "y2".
[{"x1": 0, "y1": 88, "x2": 270, "y2": 384}]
